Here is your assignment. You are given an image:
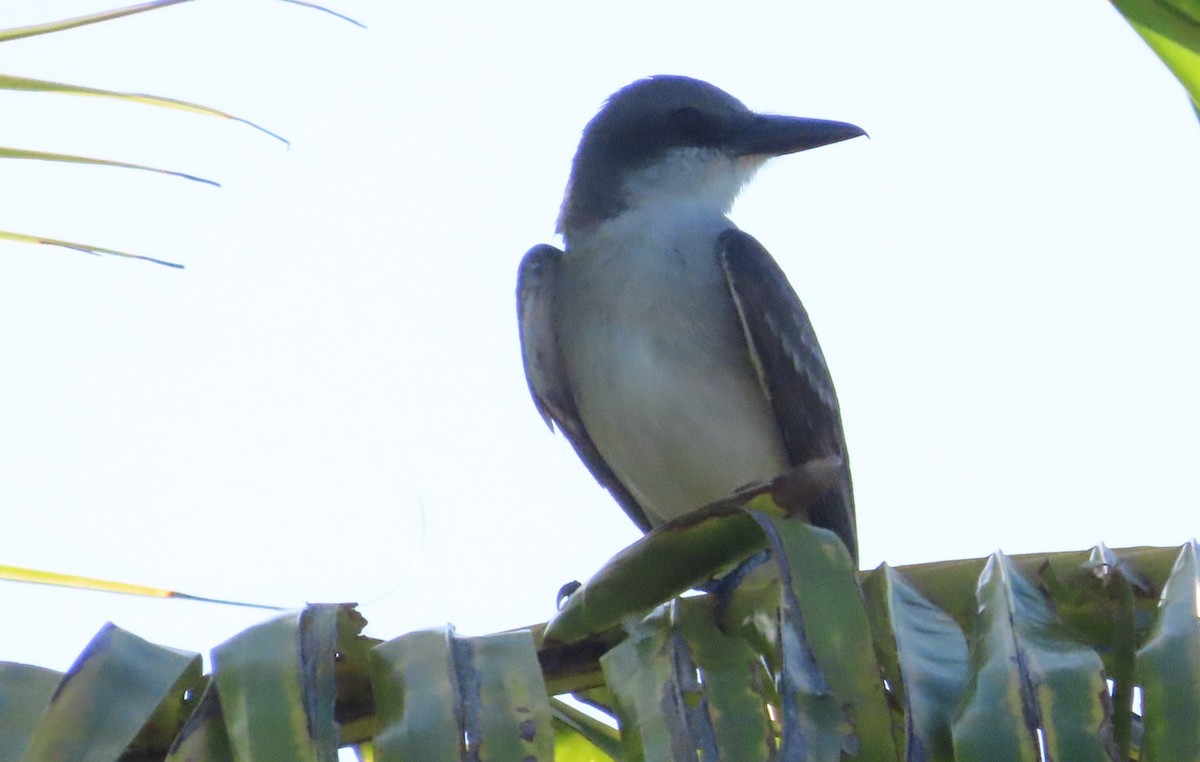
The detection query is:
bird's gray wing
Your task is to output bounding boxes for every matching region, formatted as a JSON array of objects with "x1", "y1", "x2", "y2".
[
  {"x1": 517, "y1": 244, "x2": 655, "y2": 533},
  {"x1": 717, "y1": 229, "x2": 858, "y2": 562}
]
